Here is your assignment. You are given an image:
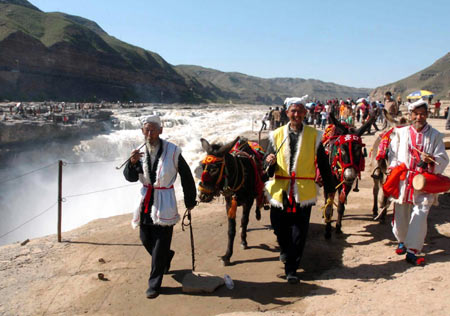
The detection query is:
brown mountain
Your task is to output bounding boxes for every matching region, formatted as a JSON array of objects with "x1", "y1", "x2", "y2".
[
  {"x1": 370, "y1": 52, "x2": 450, "y2": 101},
  {"x1": 0, "y1": 0, "x2": 370, "y2": 103},
  {"x1": 175, "y1": 65, "x2": 370, "y2": 103}
]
